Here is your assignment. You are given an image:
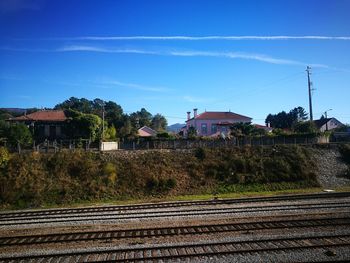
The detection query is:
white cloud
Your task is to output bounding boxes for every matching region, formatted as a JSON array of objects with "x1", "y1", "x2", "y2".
[
  {"x1": 57, "y1": 45, "x2": 159, "y2": 55},
  {"x1": 0, "y1": 44, "x2": 332, "y2": 68},
  {"x1": 73, "y1": 35, "x2": 350, "y2": 41},
  {"x1": 170, "y1": 50, "x2": 328, "y2": 68},
  {"x1": 183, "y1": 96, "x2": 208, "y2": 103},
  {"x1": 56, "y1": 46, "x2": 327, "y2": 67},
  {"x1": 98, "y1": 80, "x2": 171, "y2": 93}
]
